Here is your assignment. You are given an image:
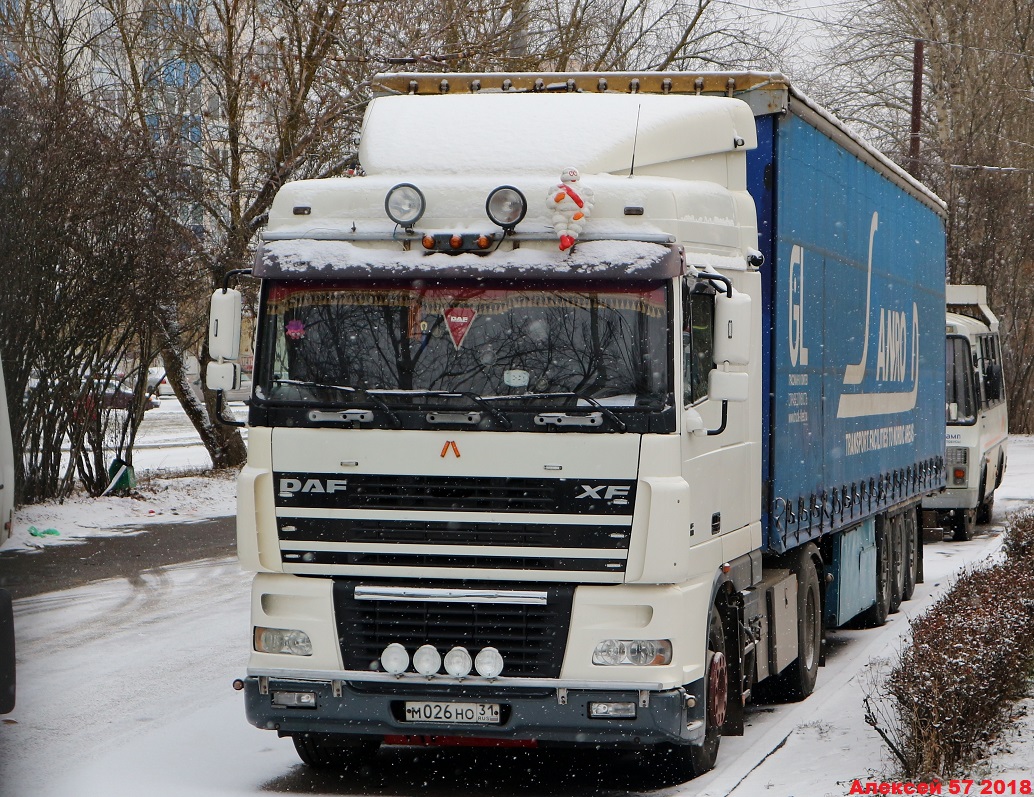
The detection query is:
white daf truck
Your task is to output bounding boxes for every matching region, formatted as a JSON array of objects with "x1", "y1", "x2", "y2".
[
  {"x1": 924, "y1": 284, "x2": 1008, "y2": 541},
  {"x1": 210, "y1": 72, "x2": 947, "y2": 780}
]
